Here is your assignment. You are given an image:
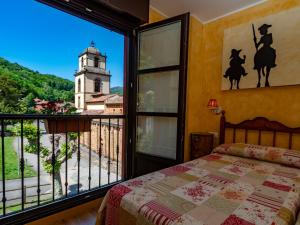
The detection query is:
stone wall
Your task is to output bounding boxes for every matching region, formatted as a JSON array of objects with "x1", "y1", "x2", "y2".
[{"x1": 80, "y1": 119, "x2": 123, "y2": 162}]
